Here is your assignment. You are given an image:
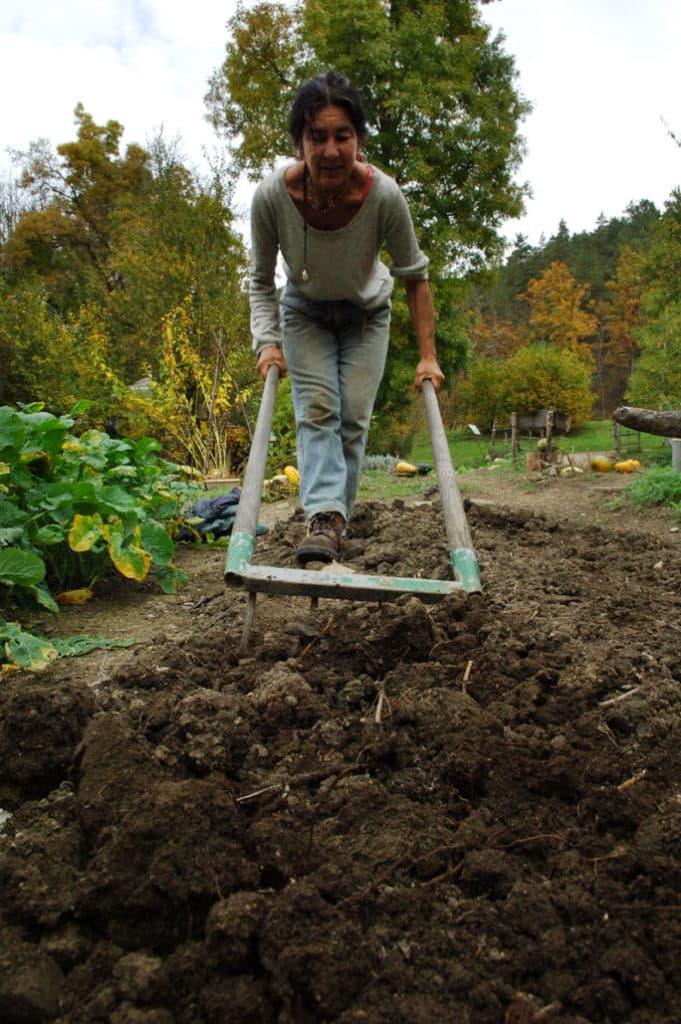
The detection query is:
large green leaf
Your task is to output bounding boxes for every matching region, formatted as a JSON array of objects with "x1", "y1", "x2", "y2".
[
  {"x1": 21, "y1": 412, "x2": 70, "y2": 457},
  {"x1": 68, "y1": 400, "x2": 92, "y2": 417},
  {"x1": 0, "y1": 498, "x2": 26, "y2": 526},
  {"x1": 7, "y1": 462, "x2": 34, "y2": 490},
  {"x1": 100, "y1": 485, "x2": 139, "y2": 514},
  {"x1": 0, "y1": 407, "x2": 26, "y2": 452},
  {"x1": 106, "y1": 465, "x2": 138, "y2": 480},
  {"x1": 40, "y1": 482, "x2": 78, "y2": 511},
  {"x1": 34, "y1": 524, "x2": 68, "y2": 546},
  {"x1": 140, "y1": 520, "x2": 174, "y2": 563},
  {"x1": 0, "y1": 547, "x2": 46, "y2": 587},
  {"x1": 2, "y1": 622, "x2": 58, "y2": 671},
  {"x1": 69, "y1": 481, "x2": 99, "y2": 505},
  {"x1": 133, "y1": 436, "x2": 163, "y2": 460},
  {"x1": 154, "y1": 563, "x2": 188, "y2": 594},
  {"x1": 27, "y1": 585, "x2": 60, "y2": 614}
]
